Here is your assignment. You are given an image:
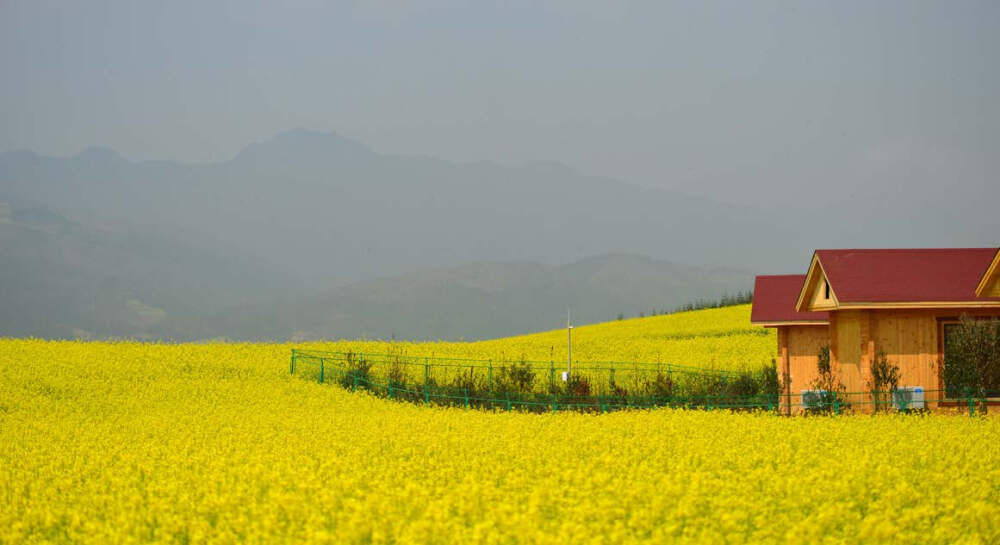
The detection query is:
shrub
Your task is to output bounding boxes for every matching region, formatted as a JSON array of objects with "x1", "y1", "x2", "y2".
[
  {"x1": 565, "y1": 374, "x2": 592, "y2": 398},
  {"x1": 760, "y1": 360, "x2": 780, "y2": 399},
  {"x1": 495, "y1": 358, "x2": 535, "y2": 394},
  {"x1": 387, "y1": 362, "x2": 408, "y2": 389},
  {"x1": 339, "y1": 352, "x2": 374, "y2": 391},
  {"x1": 680, "y1": 374, "x2": 730, "y2": 409},
  {"x1": 641, "y1": 371, "x2": 674, "y2": 399},
  {"x1": 808, "y1": 345, "x2": 847, "y2": 414},
  {"x1": 942, "y1": 316, "x2": 1000, "y2": 413},
  {"x1": 449, "y1": 368, "x2": 486, "y2": 398},
  {"x1": 866, "y1": 351, "x2": 900, "y2": 413},
  {"x1": 728, "y1": 370, "x2": 760, "y2": 398}
]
